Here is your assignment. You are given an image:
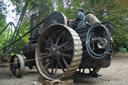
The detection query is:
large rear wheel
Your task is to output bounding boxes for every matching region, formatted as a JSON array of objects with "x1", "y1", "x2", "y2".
[{"x1": 35, "y1": 24, "x2": 82, "y2": 80}]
